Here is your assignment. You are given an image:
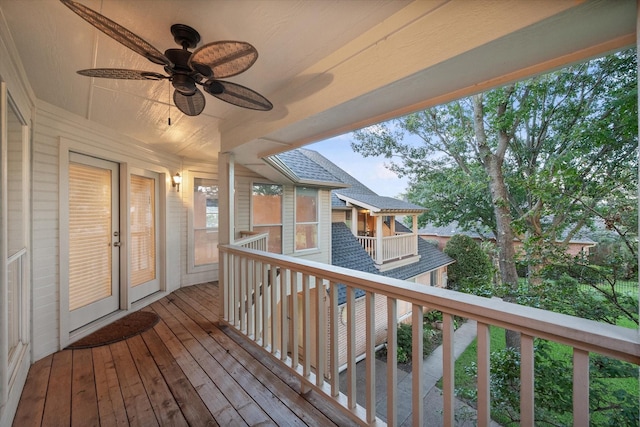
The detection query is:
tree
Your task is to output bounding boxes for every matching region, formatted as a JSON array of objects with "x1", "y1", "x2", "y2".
[{"x1": 352, "y1": 49, "x2": 637, "y2": 348}]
